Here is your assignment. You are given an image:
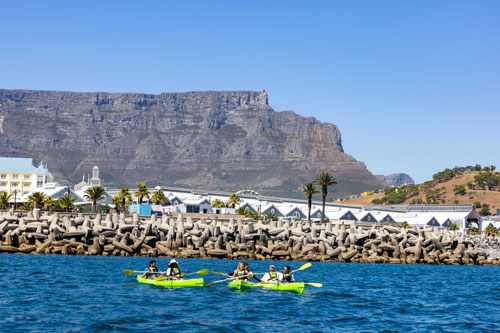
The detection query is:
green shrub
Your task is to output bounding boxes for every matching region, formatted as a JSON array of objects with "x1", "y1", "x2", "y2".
[{"x1": 449, "y1": 223, "x2": 459, "y2": 231}]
